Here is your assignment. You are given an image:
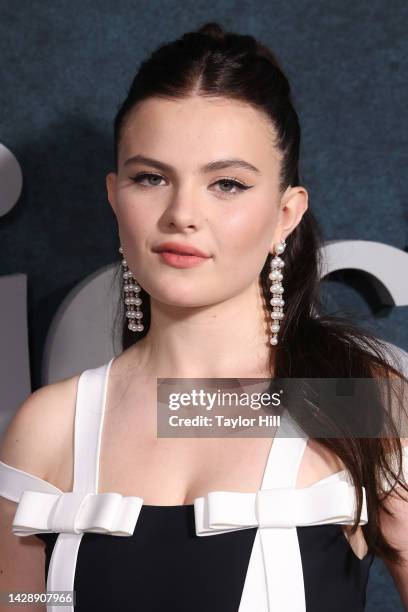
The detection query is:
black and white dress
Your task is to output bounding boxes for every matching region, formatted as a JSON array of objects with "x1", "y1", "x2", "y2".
[{"x1": 2, "y1": 358, "x2": 404, "y2": 611}]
